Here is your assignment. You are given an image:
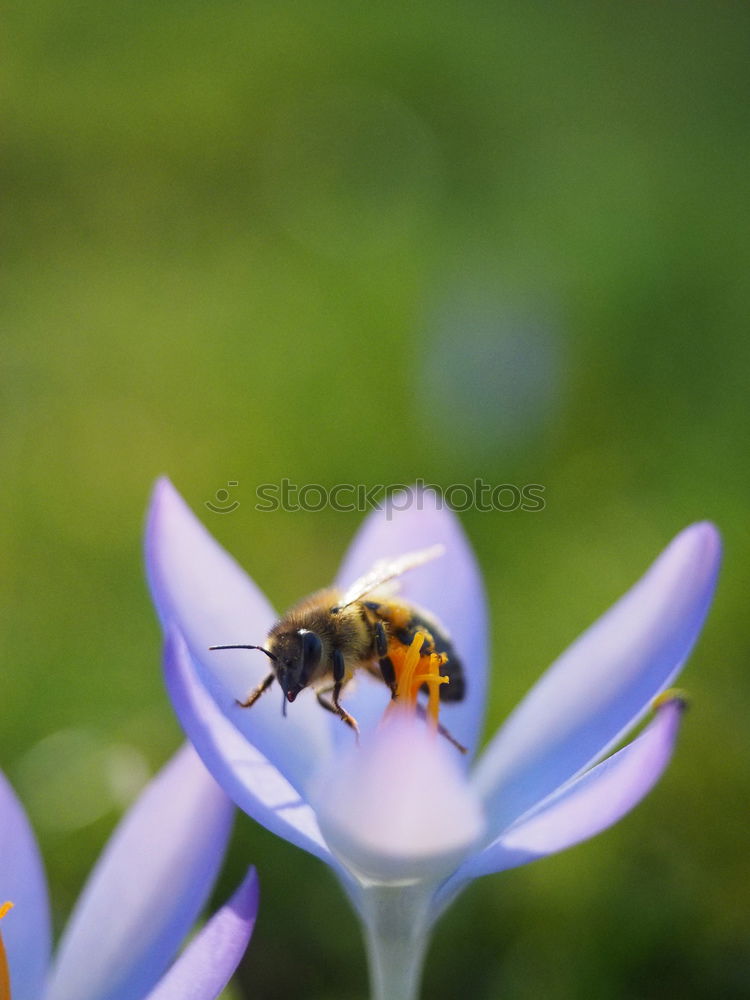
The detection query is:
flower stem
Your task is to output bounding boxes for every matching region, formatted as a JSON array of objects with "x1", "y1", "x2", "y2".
[{"x1": 359, "y1": 884, "x2": 433, "y2": 1000}]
